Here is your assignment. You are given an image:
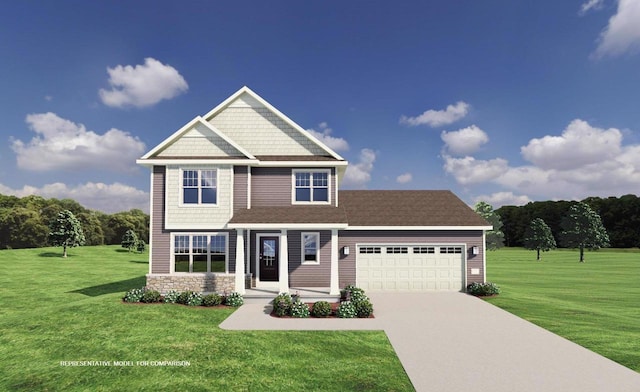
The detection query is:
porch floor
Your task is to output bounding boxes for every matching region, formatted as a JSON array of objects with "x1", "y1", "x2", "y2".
[{"x1": 243, "y1": 287, "x2": 340, "y2": 304}]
